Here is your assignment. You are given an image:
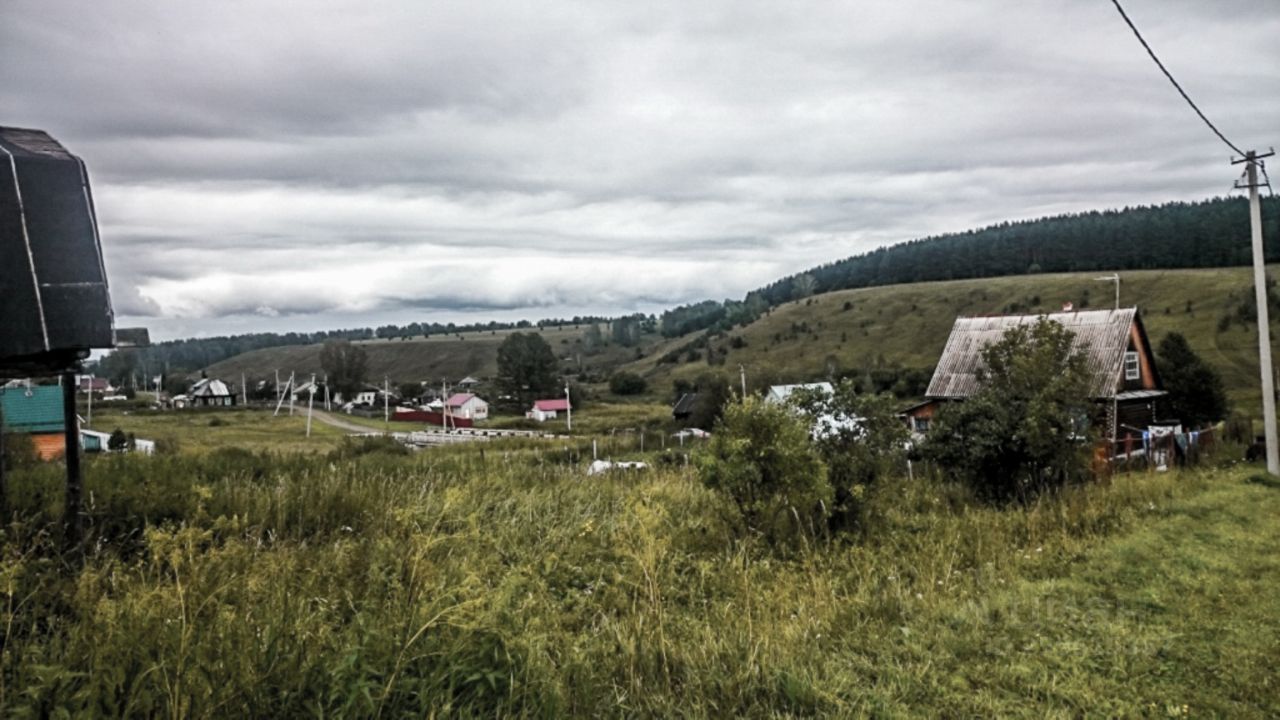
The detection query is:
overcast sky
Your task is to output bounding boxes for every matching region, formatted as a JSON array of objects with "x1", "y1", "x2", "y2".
[{"x1": 4, "y1": 0, "x2": 1277, "y2": 340}]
